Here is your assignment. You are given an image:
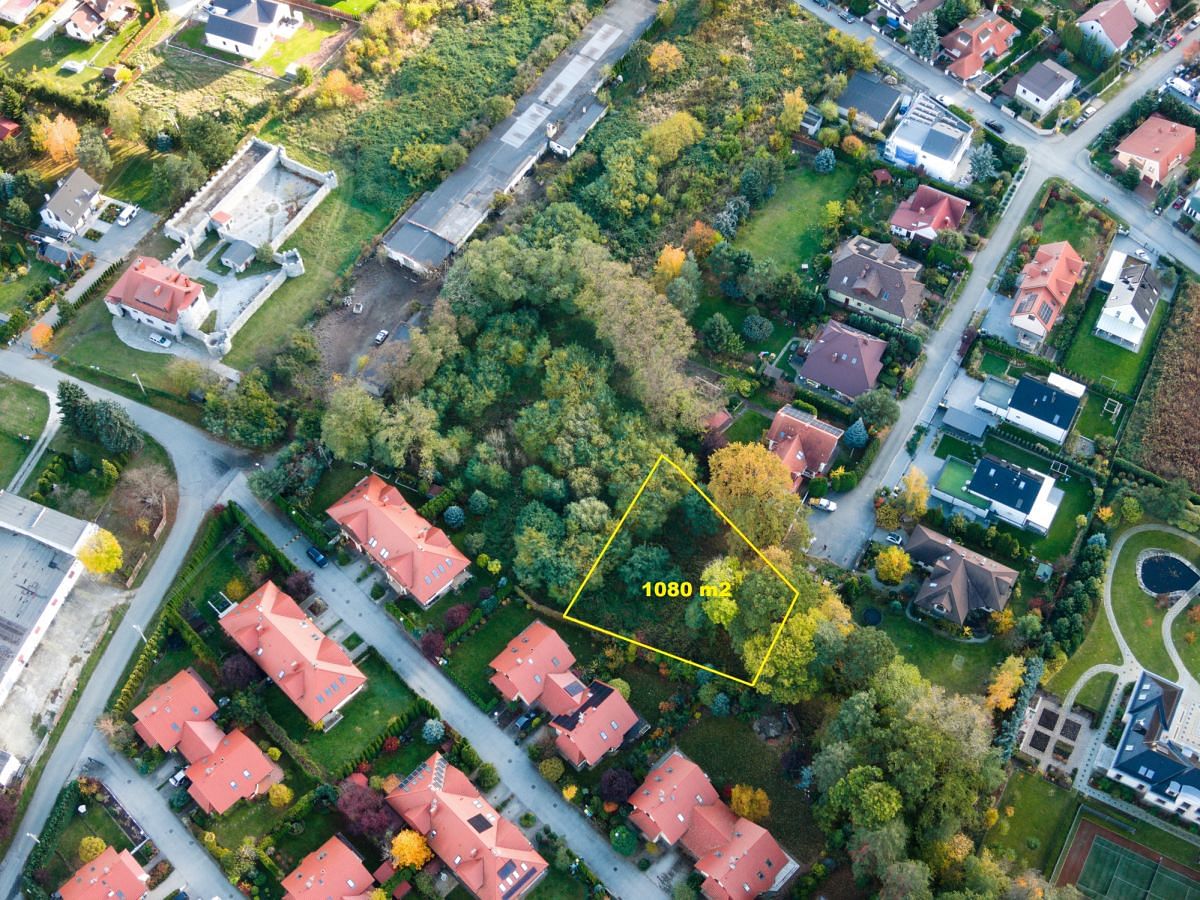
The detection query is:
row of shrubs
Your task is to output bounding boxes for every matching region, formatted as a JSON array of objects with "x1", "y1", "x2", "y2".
[
  {"x1": 20, "y1": 780, "x2": 83, "y2": 898},
  {"x1": 227, "y1": 501, "x2": 297, "y2": 578},
  {"x1": 257, "y1": 709, "x2": 330, "y2": 783},
  {"x1": 994, "y1": 655, "x2": 1044, "y2": 761}
]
